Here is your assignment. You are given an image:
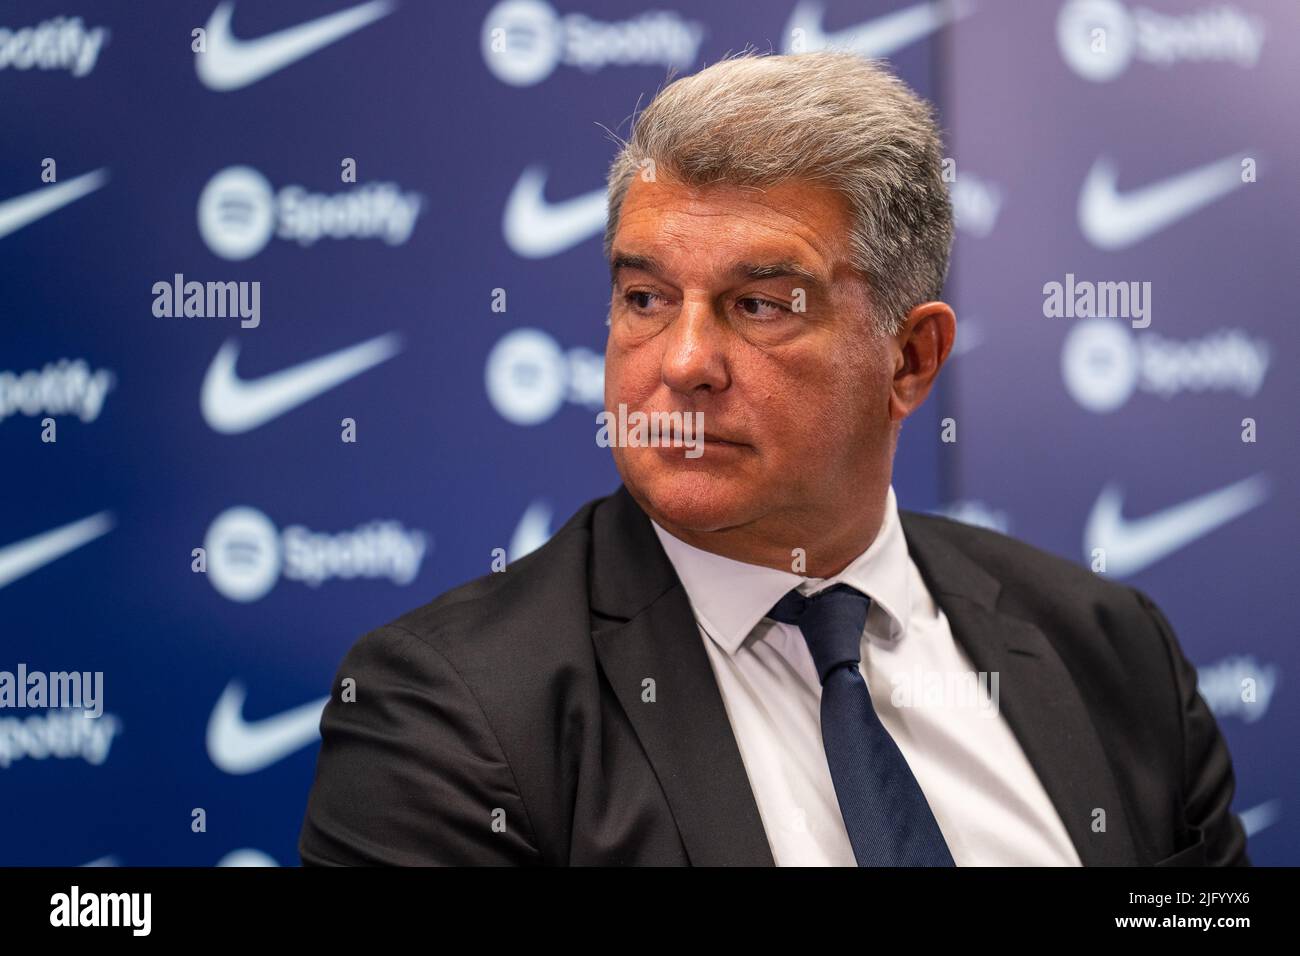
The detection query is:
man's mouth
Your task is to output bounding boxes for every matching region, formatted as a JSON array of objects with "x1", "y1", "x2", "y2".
[{"x1": 673, "y1": 428, "x2": 745, "y2": 447}]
